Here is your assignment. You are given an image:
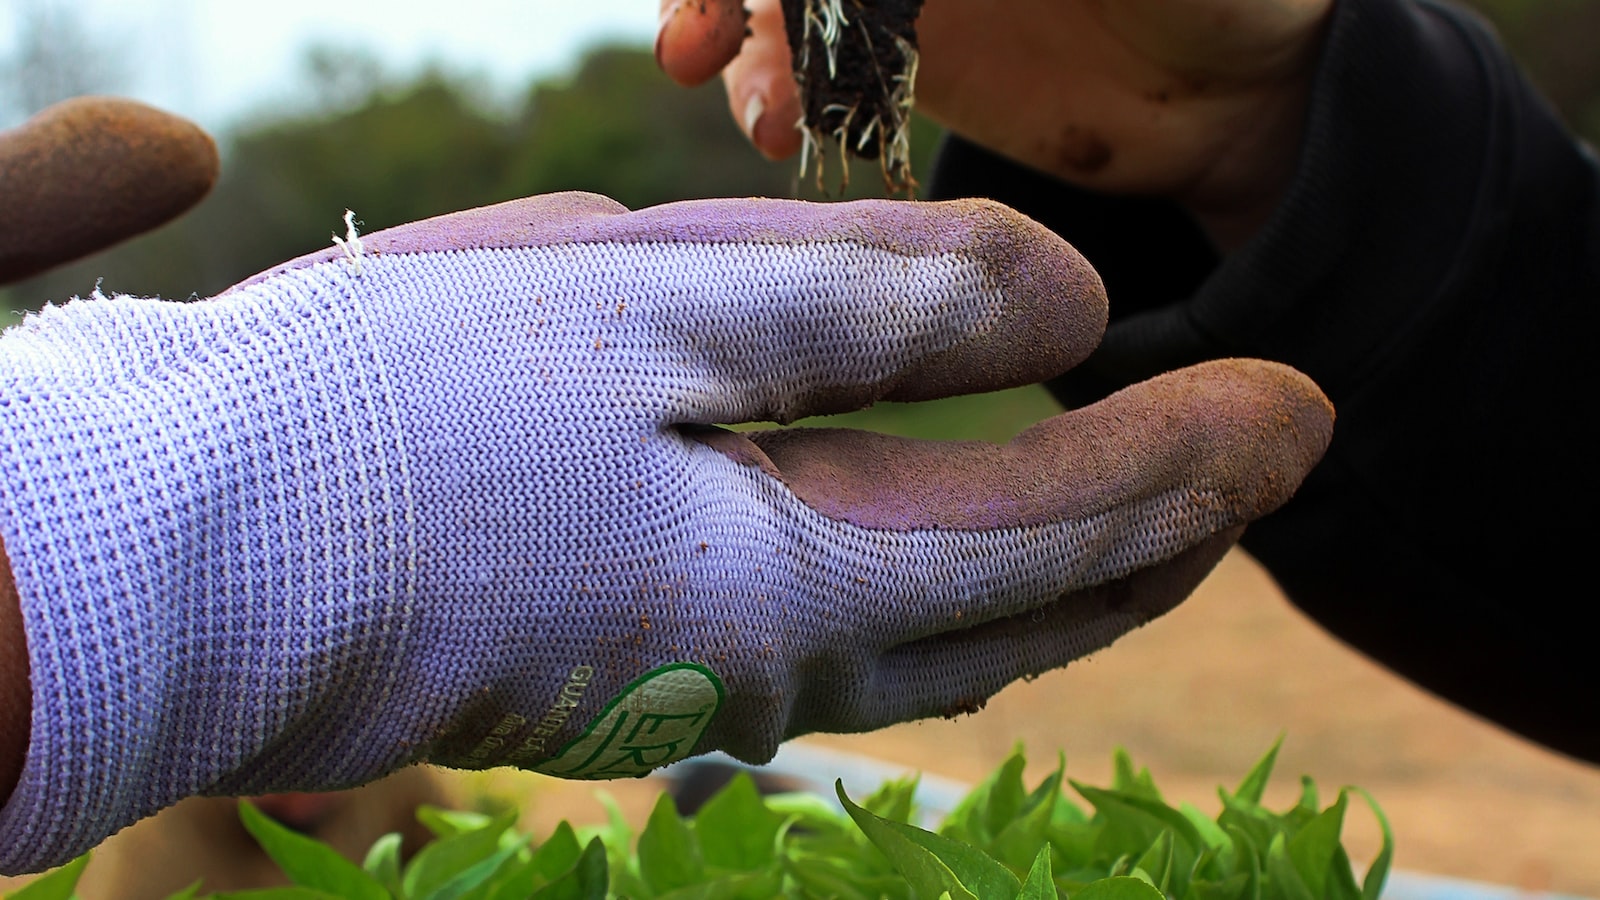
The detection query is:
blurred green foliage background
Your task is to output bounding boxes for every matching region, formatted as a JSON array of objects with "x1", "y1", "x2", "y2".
[
  {"x1": 1, "y1": 0, "x2": 1595, "y2": 440},
  {"x1": 0, "y1": 40, "x2": 945, "y2": 310}
]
